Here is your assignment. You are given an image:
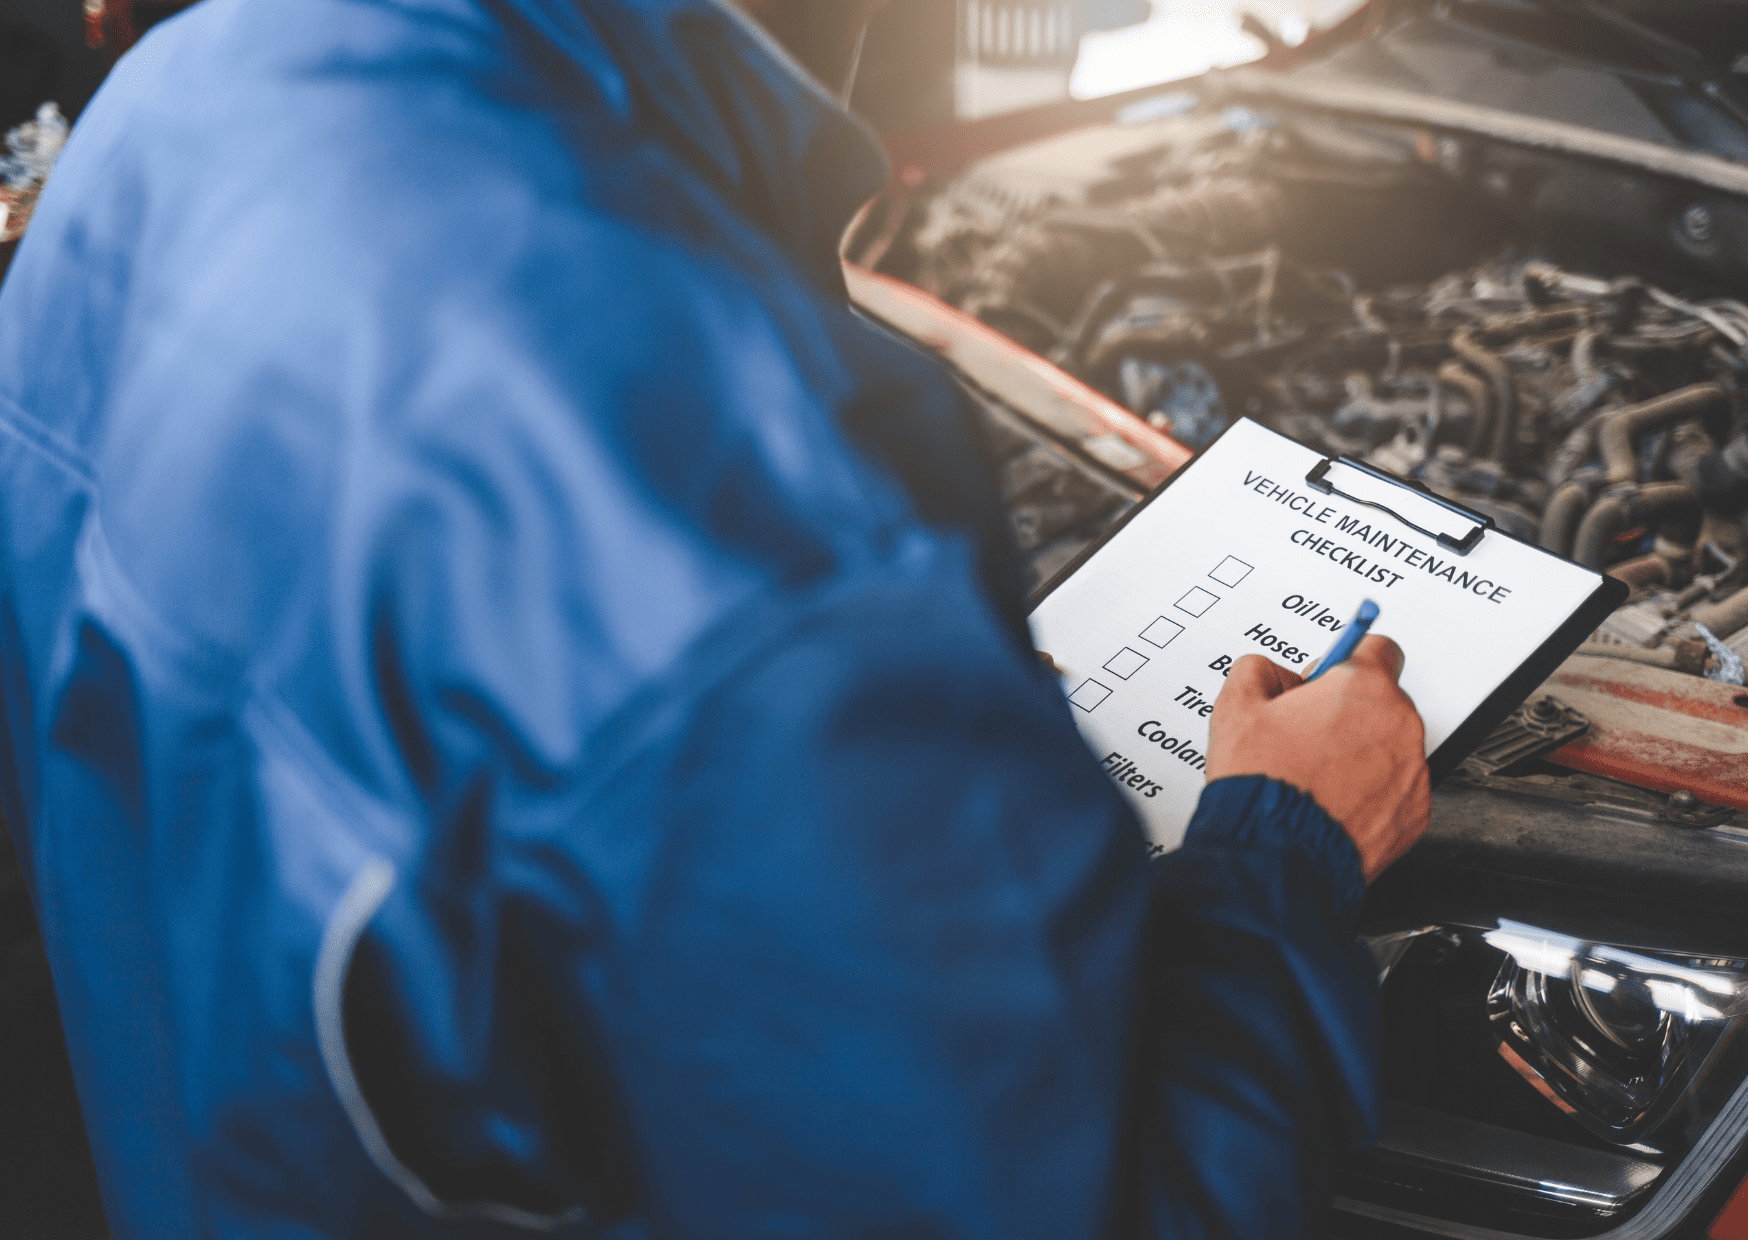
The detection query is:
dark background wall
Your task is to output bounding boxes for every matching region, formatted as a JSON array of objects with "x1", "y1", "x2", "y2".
[{"x1": 0, "y1": 0, "x2": 111, "y2": 125}]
